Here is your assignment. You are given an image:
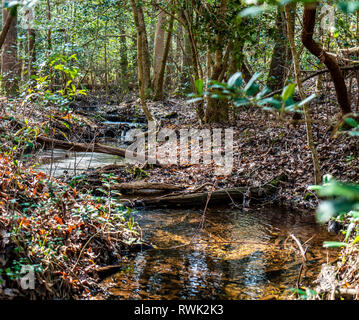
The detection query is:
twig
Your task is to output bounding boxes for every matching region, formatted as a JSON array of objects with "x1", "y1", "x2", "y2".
[{"x1": 290, "y1": 233, "x2": 307, "y2": 262}]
